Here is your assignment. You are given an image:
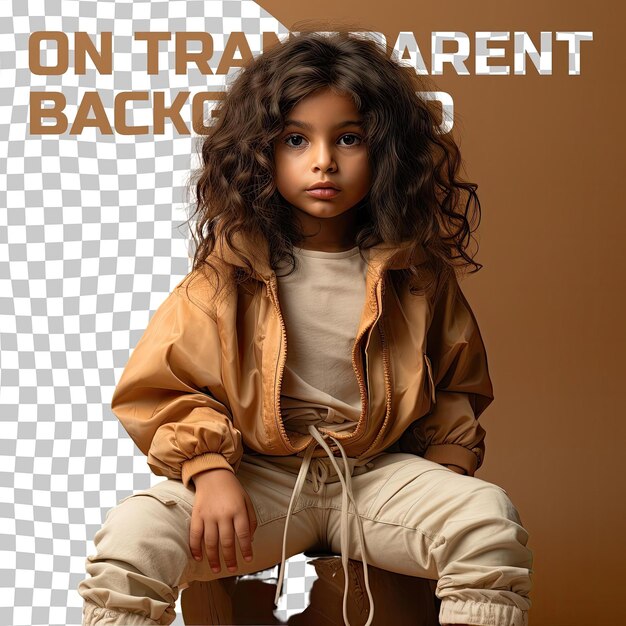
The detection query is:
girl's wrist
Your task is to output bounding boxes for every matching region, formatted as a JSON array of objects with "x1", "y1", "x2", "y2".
[{"x1": 193, "y1": 467, "x2": 231, "y2": 485}]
